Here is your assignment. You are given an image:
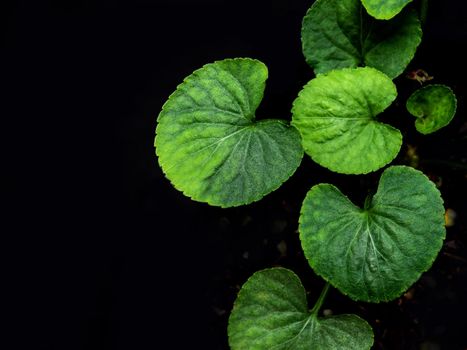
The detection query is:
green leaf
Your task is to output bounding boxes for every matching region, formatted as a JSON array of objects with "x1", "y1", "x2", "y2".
[
  {"x1": 155, "y1": 58, "x2": 304, "y2": 207},
  {"x1": 301, "y1": 0, "x2": 421, "y2": 79},
  {"x1": 299, "y1": 166, "x2": 446, "y2": 303},
  {"x1": 362, "y1": 0, "x2": 412, "y2": 20},
  {"x1": 406, "y1": 84, "x2": 457, "y2": 135},
  {"x1": 292, "y1": 67, "x2": 402, "y2": 174},
  {"x1": 228, "y1": 268, "x2": 374, "y2": 350}
]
